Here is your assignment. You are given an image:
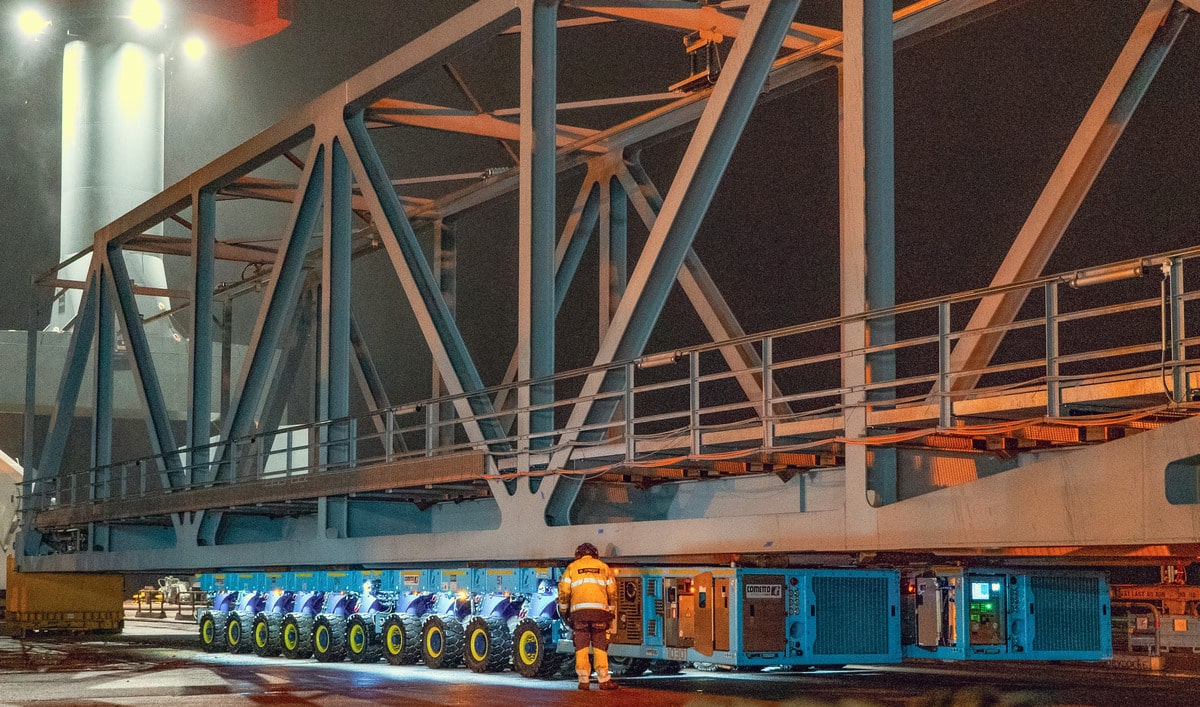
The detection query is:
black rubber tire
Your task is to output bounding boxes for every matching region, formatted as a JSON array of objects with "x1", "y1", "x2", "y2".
[
  {"x1": 227, "y1": 611, "x2": 255, "y2": 654},
  {"x1": 198, "y1": 611, "x2": 228, "y2": 653},
  {"x1": 252, "y1": 613, "x2": 283, "y2": 657},
  {"x1": 347, "y1": 614, "x2": 381, "y2": 664},
  {"x1": 609, "y1": 656, "x2": 652, "y2": 677},
  {"x1": 281, "y1": 613, "x2": 314, "y2": 659},
  {"x1": 648, "y1": 659, "x2": 684, "y2": 675},
  {"x1": 512, "y1": 617, "x2": 564, "y2": 678},
  {"x1": 313, "y1": 614, "x2": 349, "y2": 663},
  {"x1": 463, "y1": 615, "x2": 512, "y2": 673},
  {"x1": 421, "y1": 615, "x2": 465, "y2": 669},
  {"x1": 382, "y1": 613, "x2": 423, "y2": 665}
]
